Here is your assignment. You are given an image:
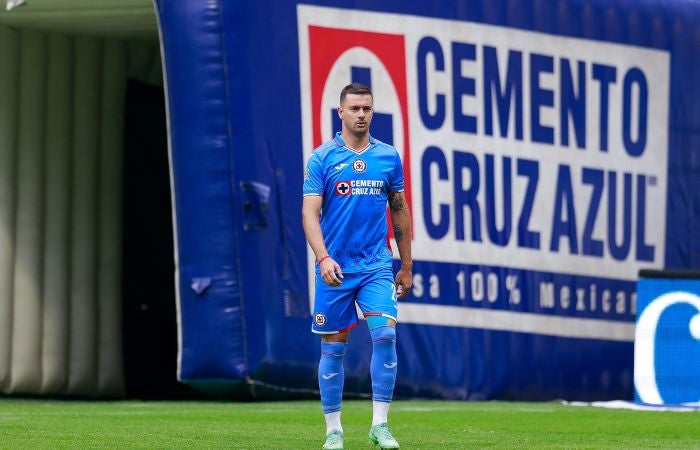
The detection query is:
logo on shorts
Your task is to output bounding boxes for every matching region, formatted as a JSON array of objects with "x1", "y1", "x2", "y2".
[
  {"x1": 352, "y1": 158, "x2": 367, "y2": 173},
  {"x1": 315, "y1": 312, "x2": 327, "y2": 327},
  {"x1": 335, "y1": 181, "x2": 351, "y2": 196}
]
